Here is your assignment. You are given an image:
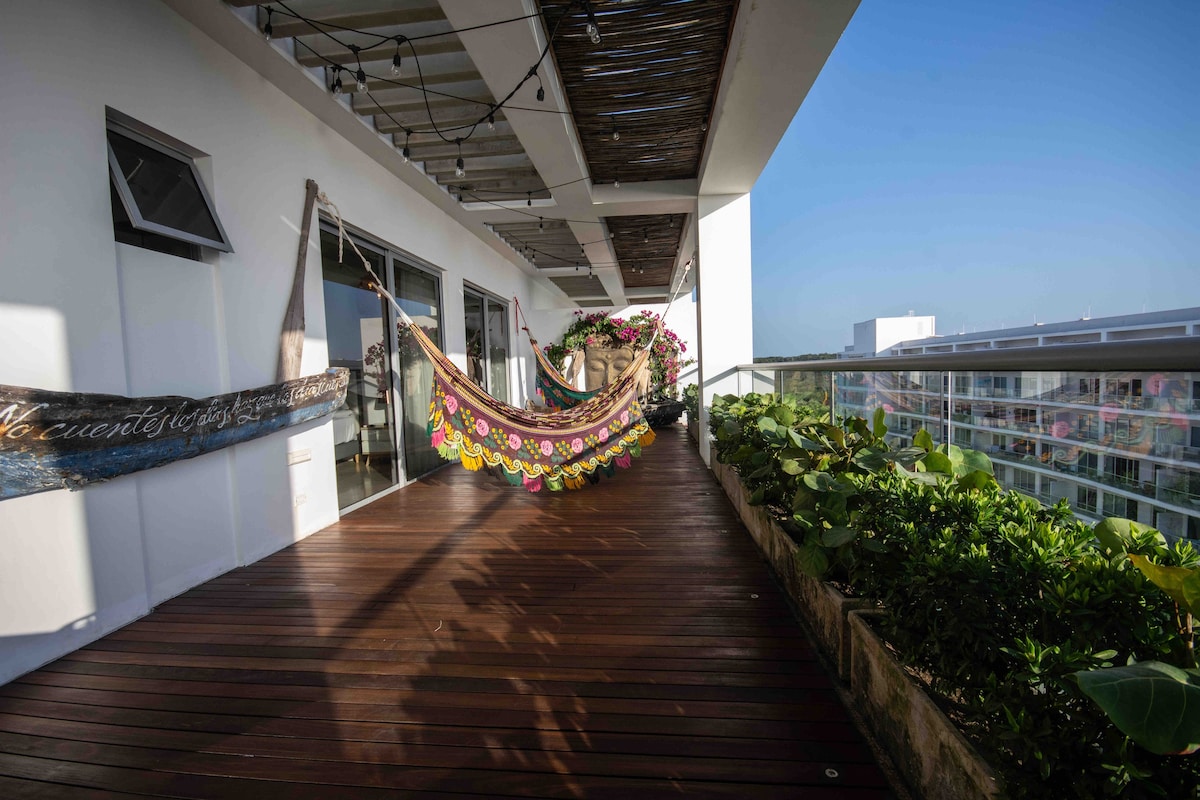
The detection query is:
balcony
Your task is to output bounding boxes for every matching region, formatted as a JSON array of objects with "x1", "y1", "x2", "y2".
[
  {"x1": 735, "y1": 338, "x2": 1200, "y2": 541},
  {"x1": 0, "y1": 428, "x2": 894, "y2": 797}
]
